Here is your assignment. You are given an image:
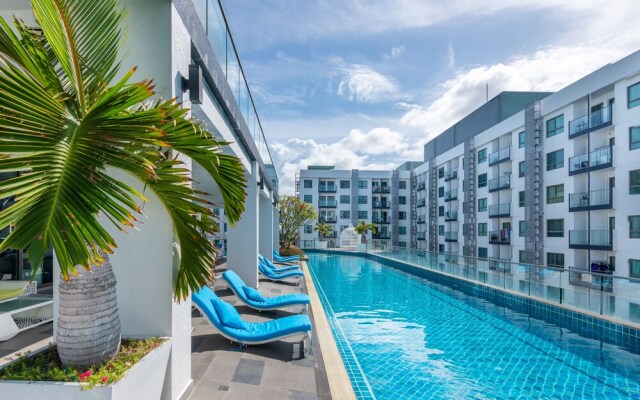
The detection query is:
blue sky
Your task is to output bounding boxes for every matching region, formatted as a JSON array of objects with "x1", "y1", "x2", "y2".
[{"x1": 221, "y1": 0, "x2": 639, "y2": 194}]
